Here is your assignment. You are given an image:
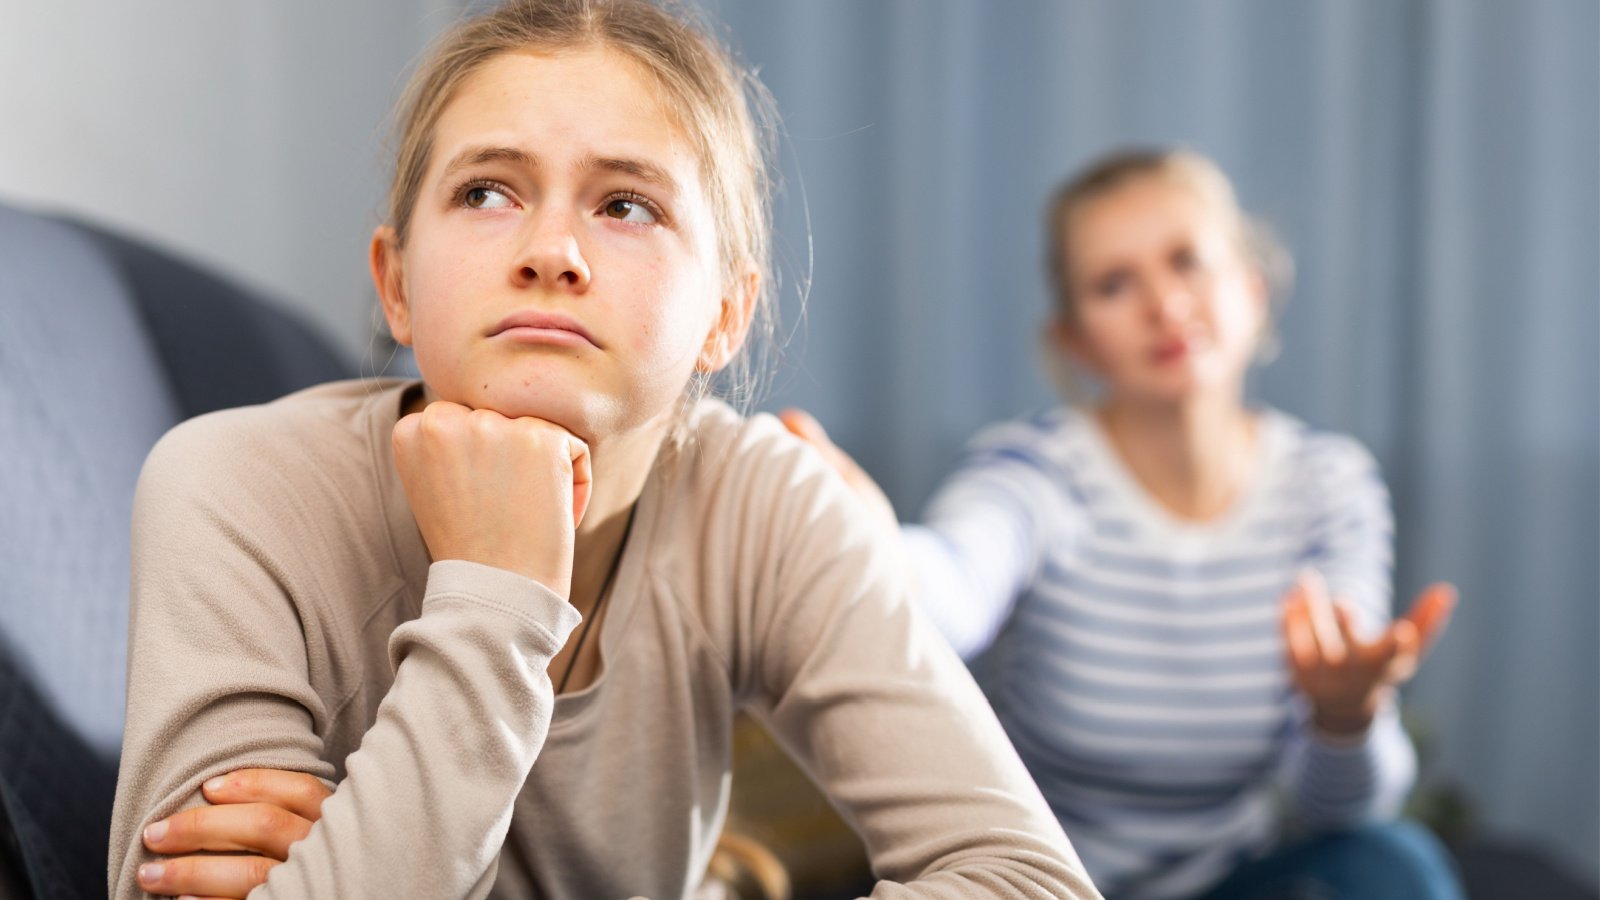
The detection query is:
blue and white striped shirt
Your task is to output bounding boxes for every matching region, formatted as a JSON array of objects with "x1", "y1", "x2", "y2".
[{"x1": 902, "y1": 407, "x2": 1415, "y2": 900}]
